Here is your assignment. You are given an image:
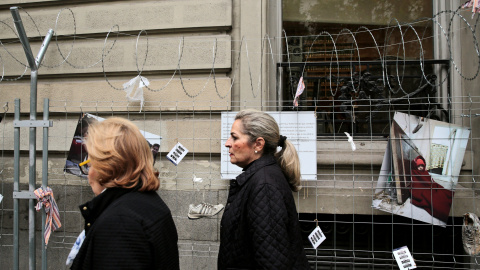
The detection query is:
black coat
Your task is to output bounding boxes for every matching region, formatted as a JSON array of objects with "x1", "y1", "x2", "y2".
[
  {"x1": 218, "y1": 155, "x2": 310, "y2": 270},
  {"x1": 71, "y1": 186, "x2": 179, "y2": 270}
]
